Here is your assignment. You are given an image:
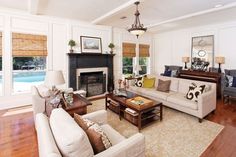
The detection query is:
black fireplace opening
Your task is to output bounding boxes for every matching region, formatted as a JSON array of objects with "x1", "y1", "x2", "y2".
[{"x1": 78, "y1": 72, "x2": 106, "y2": 97}]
